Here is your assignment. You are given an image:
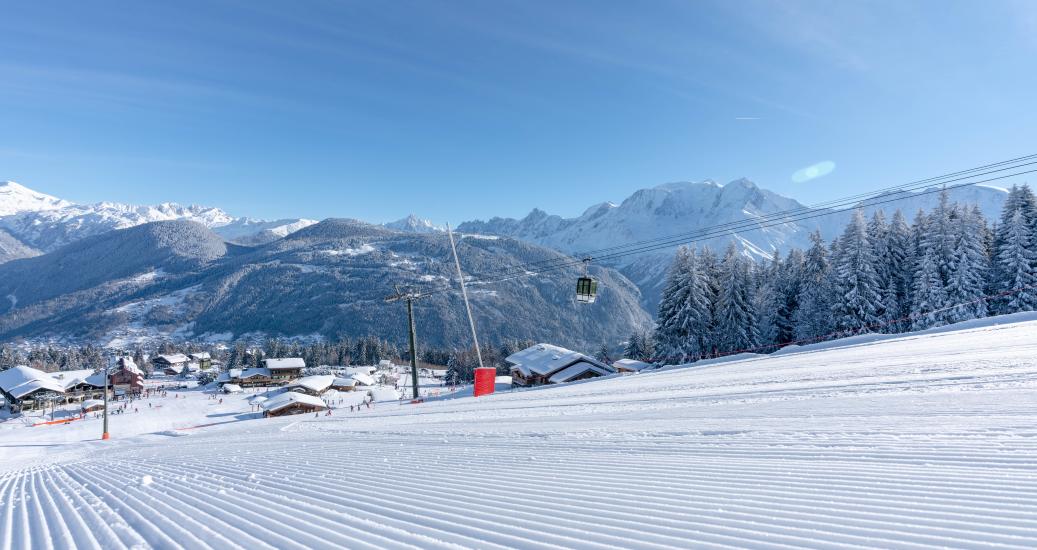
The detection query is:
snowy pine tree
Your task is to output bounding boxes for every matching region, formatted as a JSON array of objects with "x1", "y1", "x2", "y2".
[
  {"x1": 795, "y1": 231, "x2": 835, "y2": 341},
  {"x1": 945, "y1": 206, "x2": 989, "y2": 322},
  {"x1": 654, "y1": 247, "x2": 693, "y2": 363},
  {"x1": 881, "y1": 210, "x2": 913, "y2": 331},
  {"x1": 992, "y1": 185, "x2": 1037, "y2": 313},
  {"x1": 715, "y1": 245, "x2": 759, "y2": 353},
  {"x1": 654, "y1": 247, "x2": 711, "y2": 362},
  {"x1": 911, "y1": 213, "x2": 950, "y2": 330},
  {"x1": 754, "y1": 251, "x2": 784, "y2": 350},
  {"x1": 831, "y1": 210, "x2": 883, "y2": 334},
  {"x1": 994, "y1": 207, "x2": 1037, "y2": 312}
]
